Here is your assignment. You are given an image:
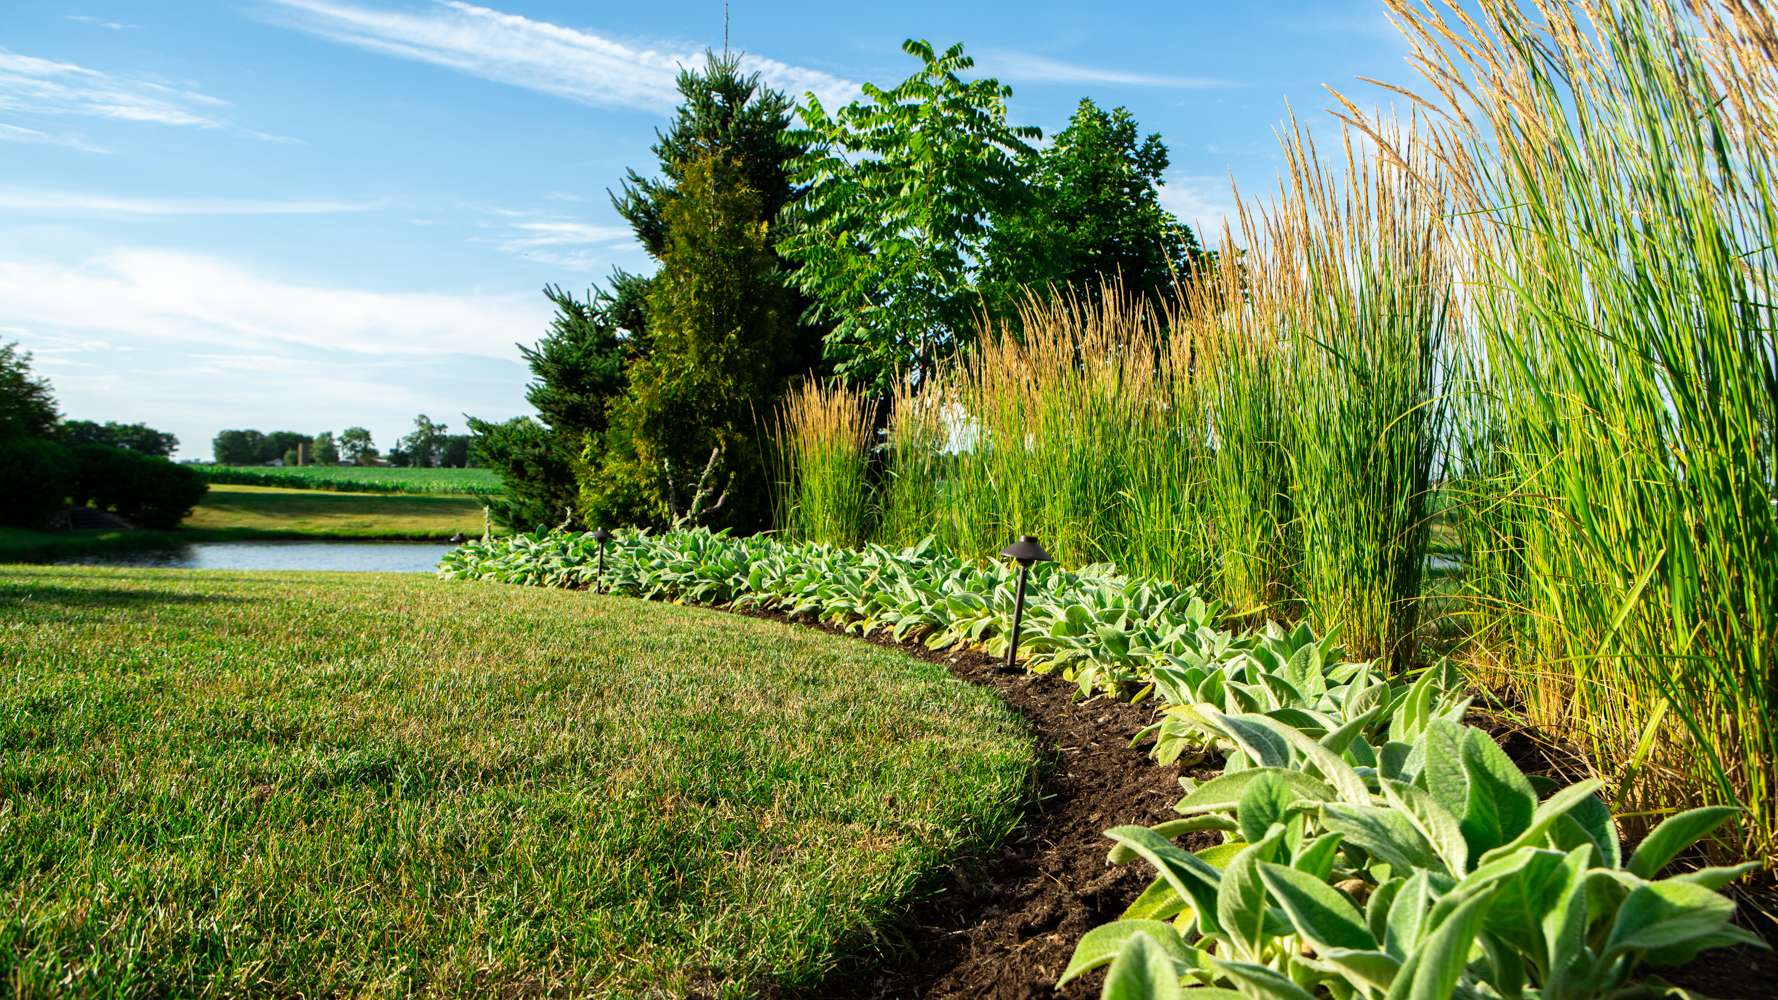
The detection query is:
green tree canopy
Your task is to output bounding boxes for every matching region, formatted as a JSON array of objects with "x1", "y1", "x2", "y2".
[
  {"x1": 780, "y1": 40, "x2": 1040, "y2": 394},
  {"x1": 0, "y1": 341, "x2": 60, "y2": 441},
  {"x1": 338, "y1": 426, "x2": 376, "y2": 465},
  {"x1": 396, "y1": 415, "x2": 448, "y2": 468},
  {"x1": 60, "y1": 420, "x2": 179, "y2": 458},
  {"x1": 983, "y1": 98, "x2": 1212, "y2": 311},
  {"x1": 310, "y1": 431, "x2": 339, "y2": 466},
  {"x1": 212, "y1": 429, "x2": 267, "y2": 465},
  {"x1": 523, "y1": 284, "x2": 631, "y2": 441},
  {"x1": 469, "y1": 416, "x2": 577, "y2": 530}
]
